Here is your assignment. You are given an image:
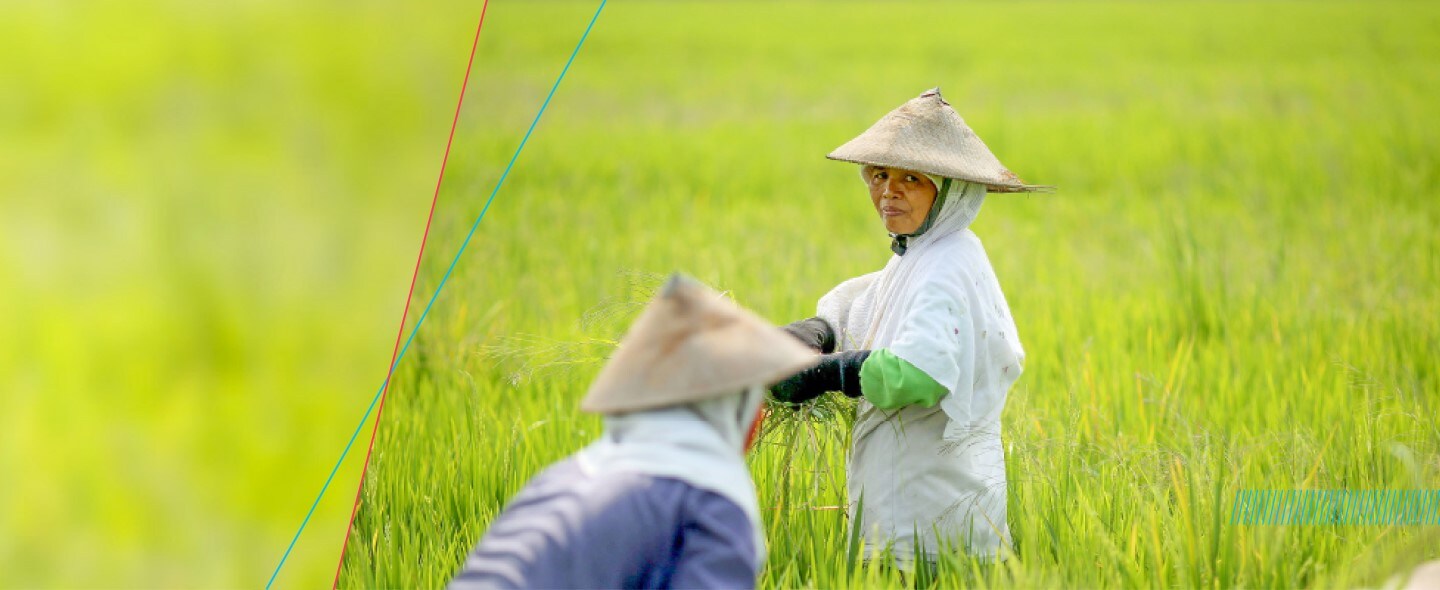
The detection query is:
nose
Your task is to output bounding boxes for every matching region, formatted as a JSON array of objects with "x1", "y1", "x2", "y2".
[{"x1": 882, "y1": 177, "x2": 903, "y2": 199}]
